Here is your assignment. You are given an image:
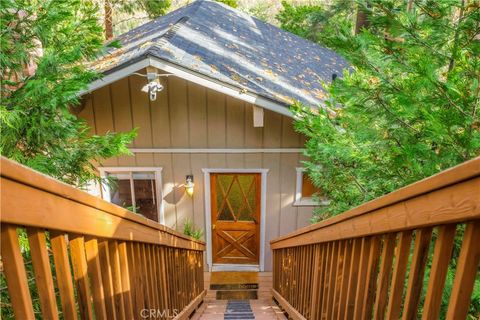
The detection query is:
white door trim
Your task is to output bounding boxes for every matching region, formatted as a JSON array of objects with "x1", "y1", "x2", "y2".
[
  {"x1": 202, "y1": 168, "x2": 269, "y2": 272},
  {"x1": 98, "y1": 167, "x2": 165, "y2": 224}
]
